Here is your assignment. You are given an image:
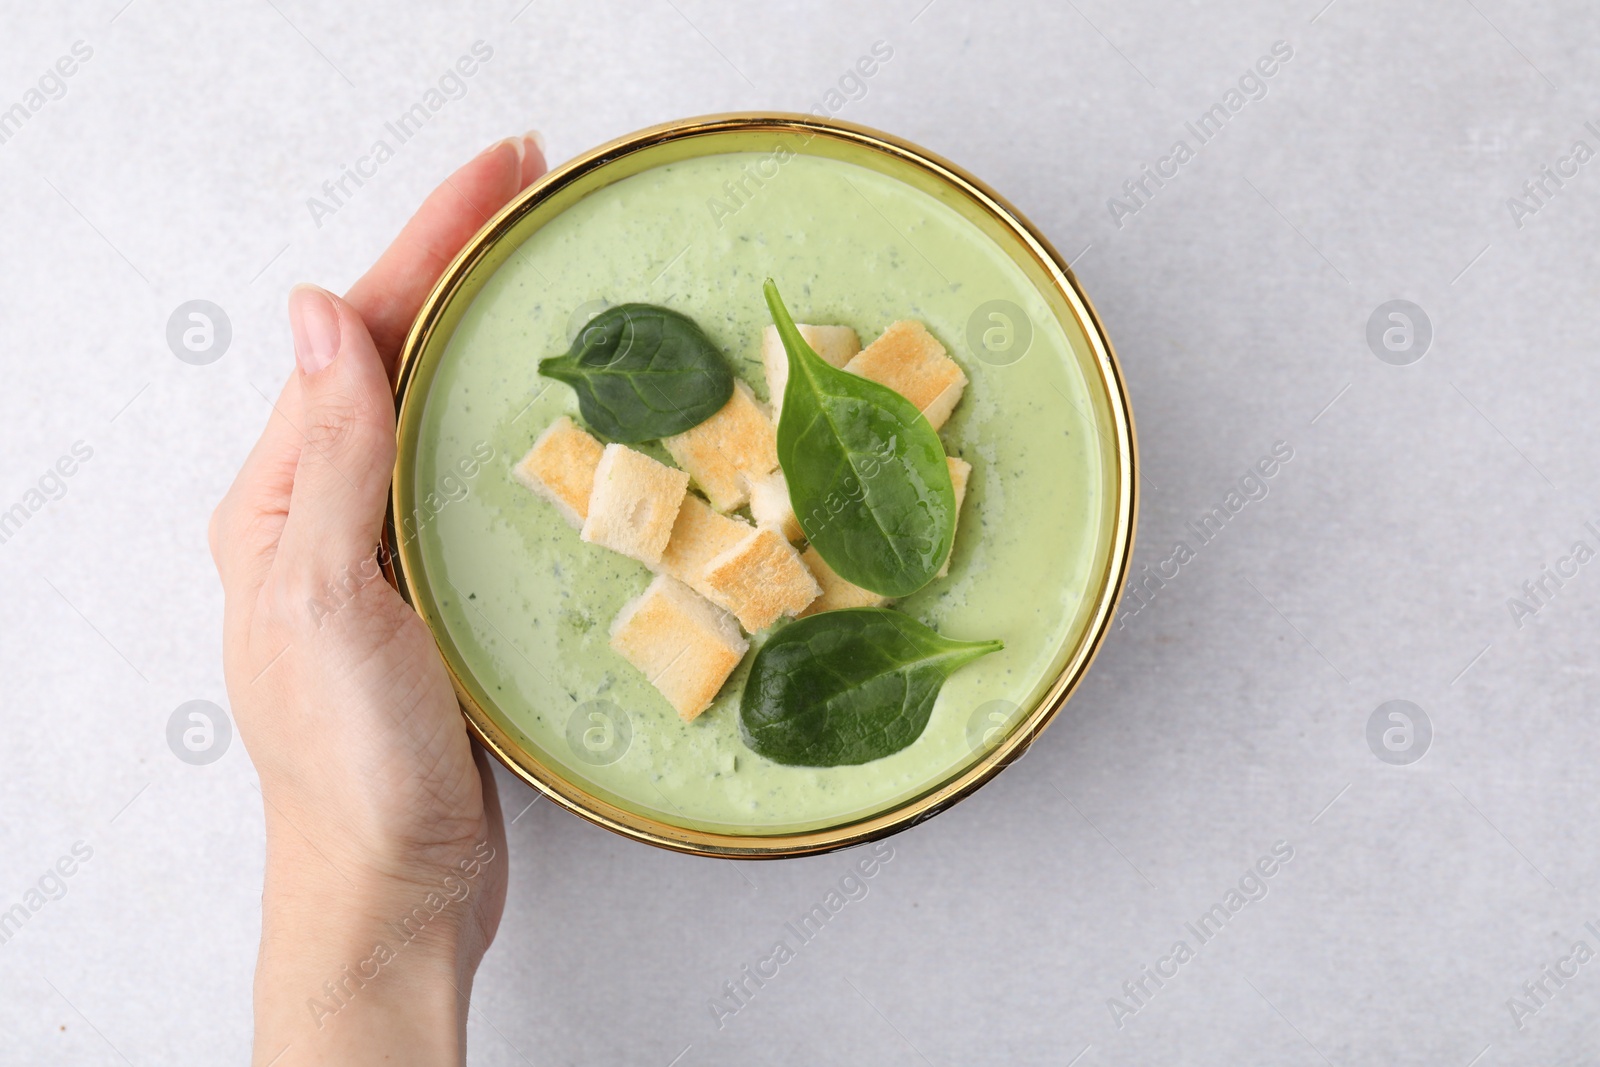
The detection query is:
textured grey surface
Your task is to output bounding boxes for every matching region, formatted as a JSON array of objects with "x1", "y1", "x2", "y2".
[{"x1": 2, "y1": 1, "x2": 1598, "y2": 1064}]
